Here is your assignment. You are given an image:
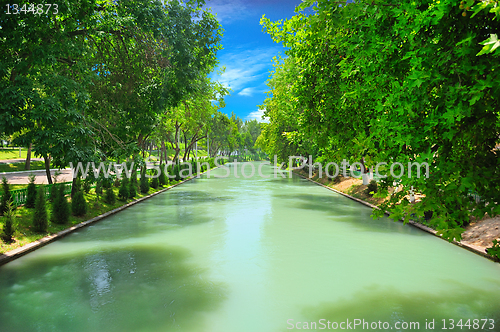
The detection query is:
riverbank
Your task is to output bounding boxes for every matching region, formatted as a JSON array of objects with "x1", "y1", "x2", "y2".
[
  {"x1": 293, "y1": 168, "x2": 500, "y2": 262},
  {"x1": 0, "y1": 164, "x2": 221, "y2": 263}
]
